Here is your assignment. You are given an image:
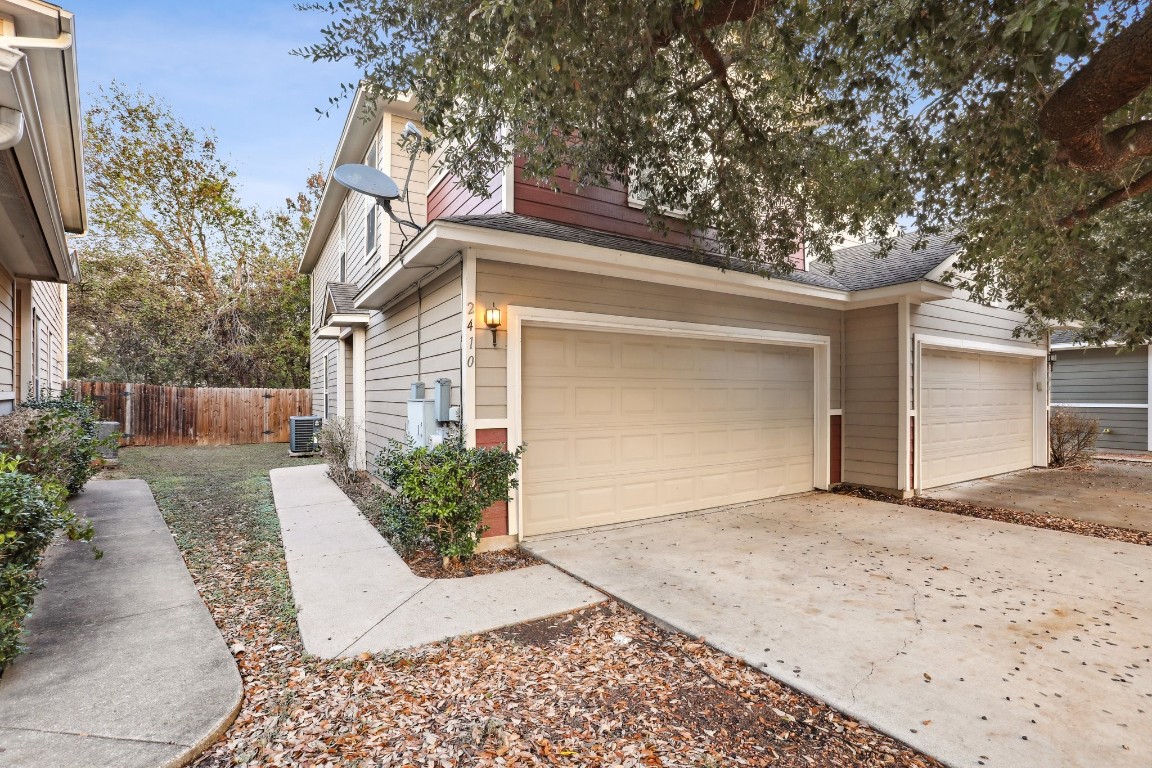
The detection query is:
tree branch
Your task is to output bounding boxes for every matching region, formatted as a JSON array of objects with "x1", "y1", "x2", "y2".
[
  {"x1": 1057, "y1": 167, "x2": 1152, "y2": 228},
  {"x1": 1039, "y1": 6, "x2": 1152, "y2": 172}
]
